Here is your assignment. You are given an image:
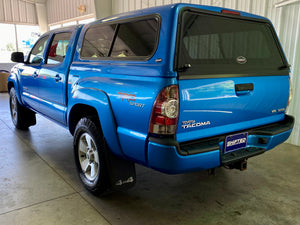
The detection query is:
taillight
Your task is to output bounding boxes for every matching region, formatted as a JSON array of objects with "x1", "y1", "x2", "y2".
[
  {"x1": 286, "y1": 77, "x2": 293, "y2": 112},
  {"x1": 149, "y1": 85, "x2": 179, "y2": 135},
  {"x1": 221, "y1": 9, "x2": 241, "y2": 16}
]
